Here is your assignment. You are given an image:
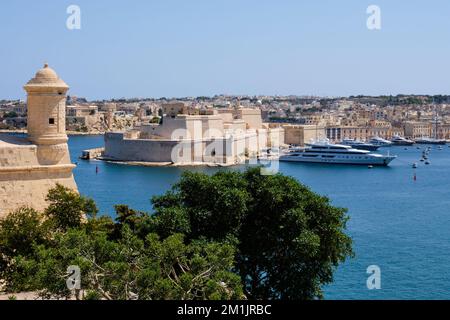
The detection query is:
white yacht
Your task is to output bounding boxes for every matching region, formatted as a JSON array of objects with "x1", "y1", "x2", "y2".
[
  {"x1": 391, "y1": 135, "x2": 414, "y2": 146},
  {"x1": 341, "y1": 138, "x2": 380, "y2": 151},
  {"x1": 280, "y1": 141, "x2": 397, "y2": 166},
  {"x1": 369, "y1": 136, "x2": 393, "y2": 147},
  {"x1": 415, "y1": 137, "x2": 447, "y2": 145}
]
